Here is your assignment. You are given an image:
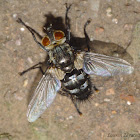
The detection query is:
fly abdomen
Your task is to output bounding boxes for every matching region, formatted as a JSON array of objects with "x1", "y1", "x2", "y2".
[
  {"x1": 61, "y1": 69, "x2": 92, "y2": 101},
  {"x1": 63, "y1": 69, "x2": 86, "y2": 89}
]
